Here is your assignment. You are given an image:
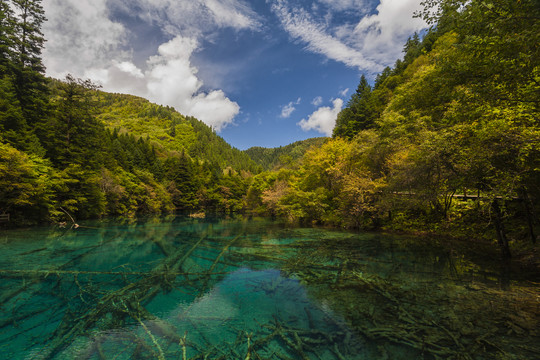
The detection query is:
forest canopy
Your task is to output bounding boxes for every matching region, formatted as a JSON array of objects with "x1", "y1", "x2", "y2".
[
  {"x1": 243, "y1": 0, "x2": 540, "y2": 257},
  {"x1": 0, "y1": 0, "x2": 260, "y2": 223},
  {"x1": 1, "y1": 0, "x2": 538, "y2": 258}
]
